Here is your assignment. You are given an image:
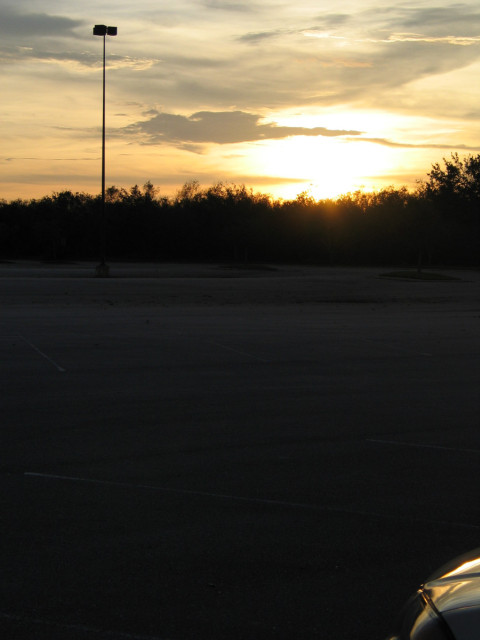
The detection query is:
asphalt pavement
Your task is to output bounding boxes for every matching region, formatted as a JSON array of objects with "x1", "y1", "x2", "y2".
[{"x1": 1, "y1": 263, "x2": 479, "y2": 639}]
